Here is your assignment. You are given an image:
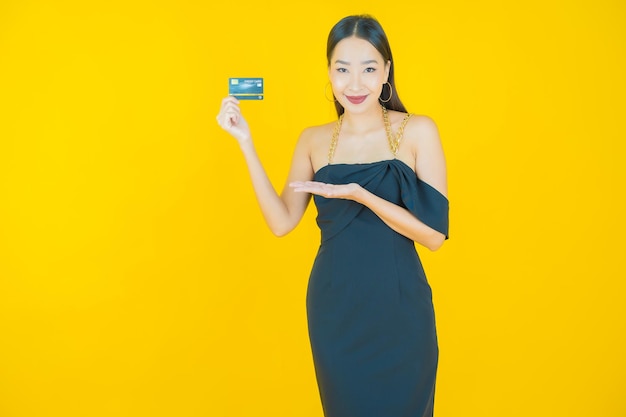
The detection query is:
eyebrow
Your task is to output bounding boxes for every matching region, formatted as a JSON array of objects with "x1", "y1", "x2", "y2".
[{"x1": 334, "y1": 59, "x2": 380, "y2": 65}]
